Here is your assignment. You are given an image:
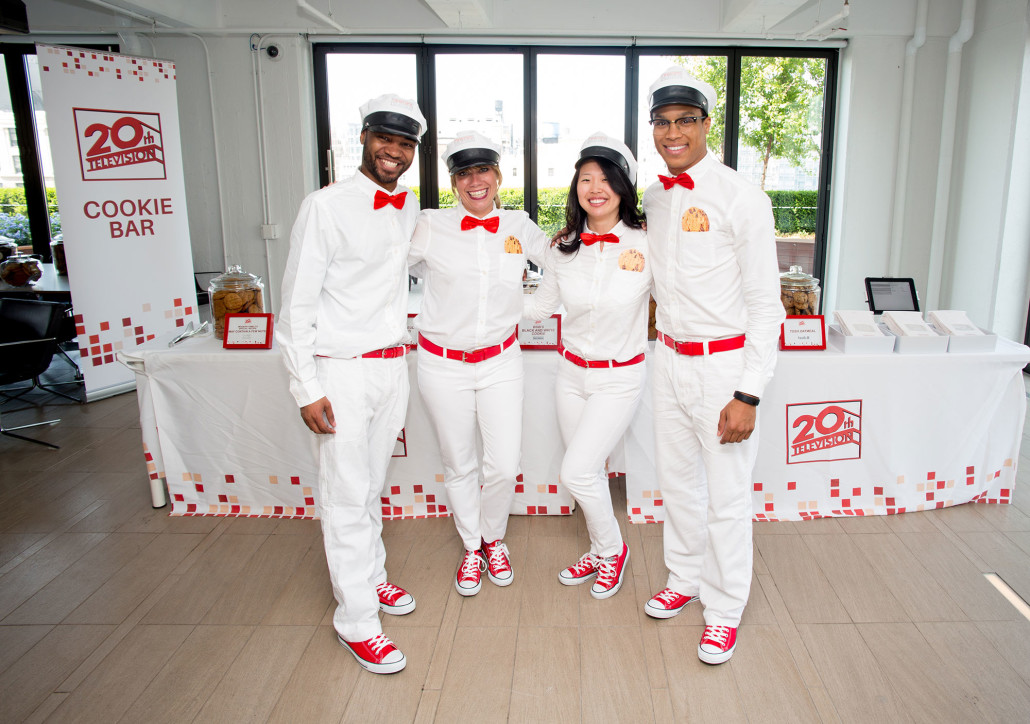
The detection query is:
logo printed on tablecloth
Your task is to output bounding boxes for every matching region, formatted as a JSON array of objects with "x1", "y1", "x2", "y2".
[{"x1": 786, "y1": 399, "x2": 862, "y2": 464}]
